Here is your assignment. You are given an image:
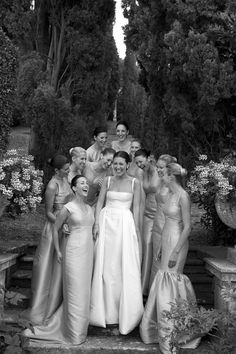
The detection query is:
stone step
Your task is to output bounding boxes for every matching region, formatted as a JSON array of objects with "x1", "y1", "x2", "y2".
[
  {"x1": 11, "y1": 269, "x2": 32, "y2": 288},
  {"x1": 185, "y1": 258, "x2": 204, "y2": 266},
  {"x1": 184, "y1": 266, "x2": 206, "y2": 274},
  {"x1": 187, "y1": 274, "x2": 213, "y2": 284},
  {"x1": 19, "y1": 255, "x2": 34, "y2": 270}
]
